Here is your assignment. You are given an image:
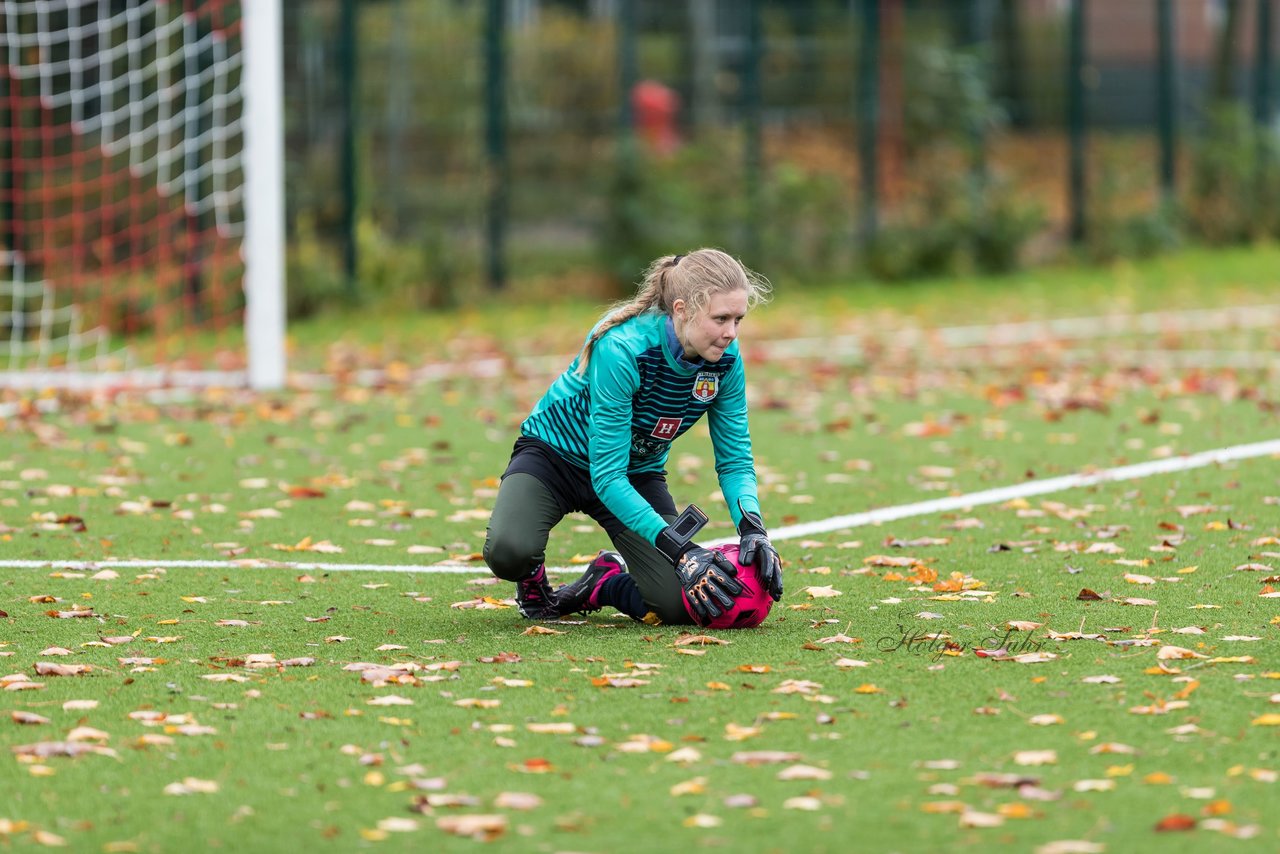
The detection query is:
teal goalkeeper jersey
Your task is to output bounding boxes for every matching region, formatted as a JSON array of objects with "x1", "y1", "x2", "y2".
[{"x1": 520, "y1": 311, "x2": 762, "y2": 545}]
